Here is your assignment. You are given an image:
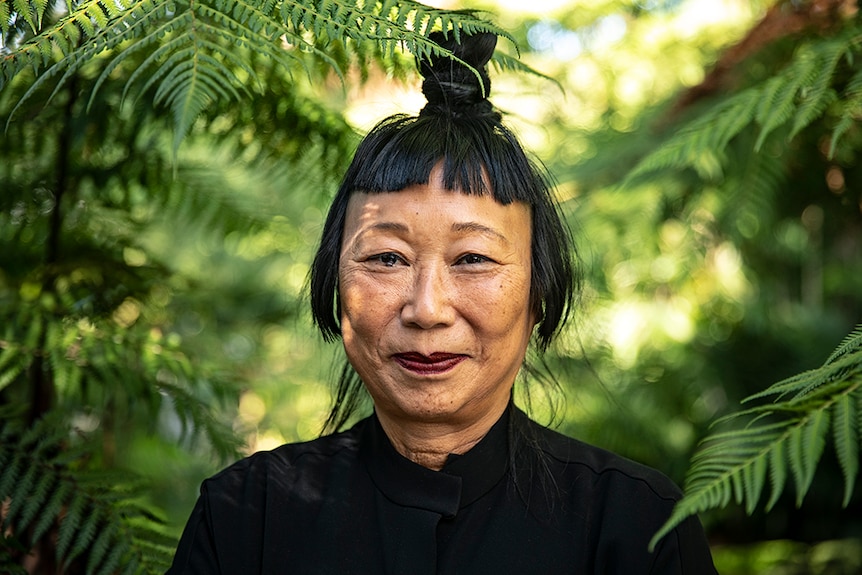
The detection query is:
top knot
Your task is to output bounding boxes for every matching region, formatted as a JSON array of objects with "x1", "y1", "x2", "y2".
[{"x1": 418, "y1": 30, "x2": 498, "y2": 118}]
